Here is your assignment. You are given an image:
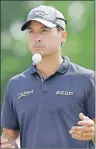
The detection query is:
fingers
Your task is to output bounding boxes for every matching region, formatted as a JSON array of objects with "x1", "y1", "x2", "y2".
[
  {"x1": 69, "y1": 129, "x2": 94, "y2": 141},
  {"x1": 78, "y1": 120, "x2": 94, "y2": 127},
  {"x1": 78, "y1": 113, "x2": 94, "y2": 127},
  {"x1": 1, "y1": 143, "x2": 15, "y2": 148},
  {"x1": 0, "y1": 137, "x2": 8, "y2": 144},
  {"x1": 69, "y1": 130, "x2": 94, "y2": 136},
  {"x1": 71, "y1": 125, "x2": 94, "y2": 133},
  {"x1": 72, "y1": 134, "x2": 93, "y2": 140},
  {"x1": 0, "y1": 137, "x2": 16, "y2": 148},
  {"x1": 79, "y1": 113, "x2": 89, "y2": 121}
]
